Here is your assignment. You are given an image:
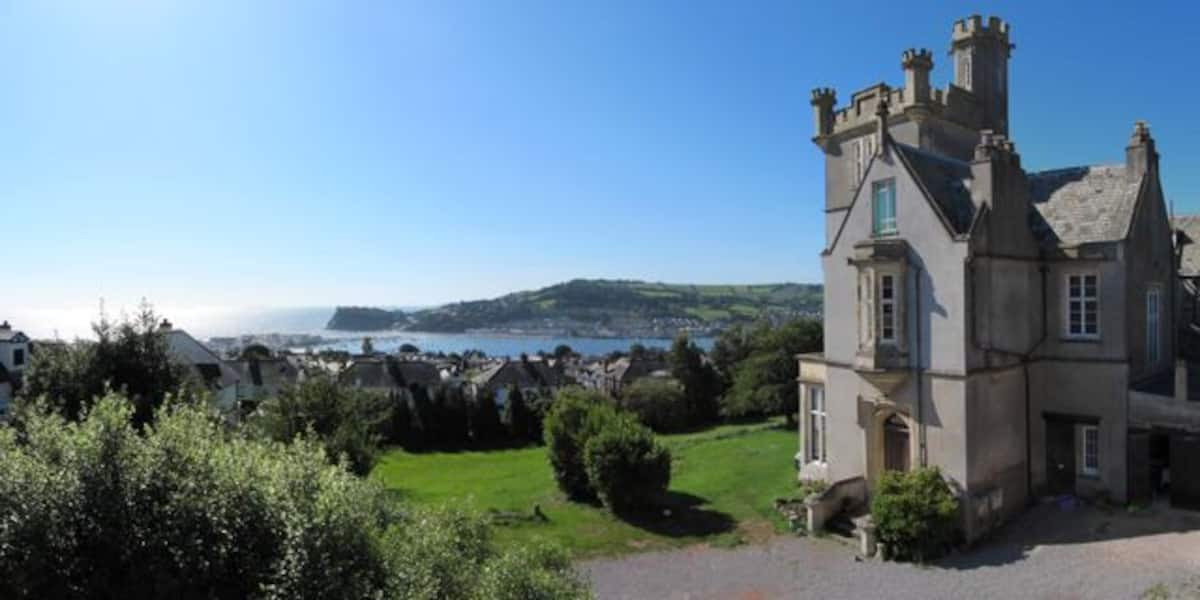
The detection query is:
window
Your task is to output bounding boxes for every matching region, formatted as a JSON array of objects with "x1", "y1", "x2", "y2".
[
  {"x1": 880, "y1": 275, "x2": 896, "y2": 343},
  {"x1": 12, "y1": 348, "x2": 23, "y2": 367},
  {"x1": 853, "y1": 136, "x2": 877, "y2": 187},
  {"x1": 808, "y1": 386, "x2": 826, "y2": 463},
  {"x1": 1081, "y1": 425, "x2": 1100, "y2": 476},
  {"x1": 1147, "y1": 287, "x2": 1161, "y2": 364},
  {"x1": 958, "y1": 51, "x2": 973, "y2": 89},
  {"x1": 1065, "y1": 274, "x2": 1099, "y2": 338},
  {"x1": 872, "y1": 179, "x2": 896, "y2": 235}
]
